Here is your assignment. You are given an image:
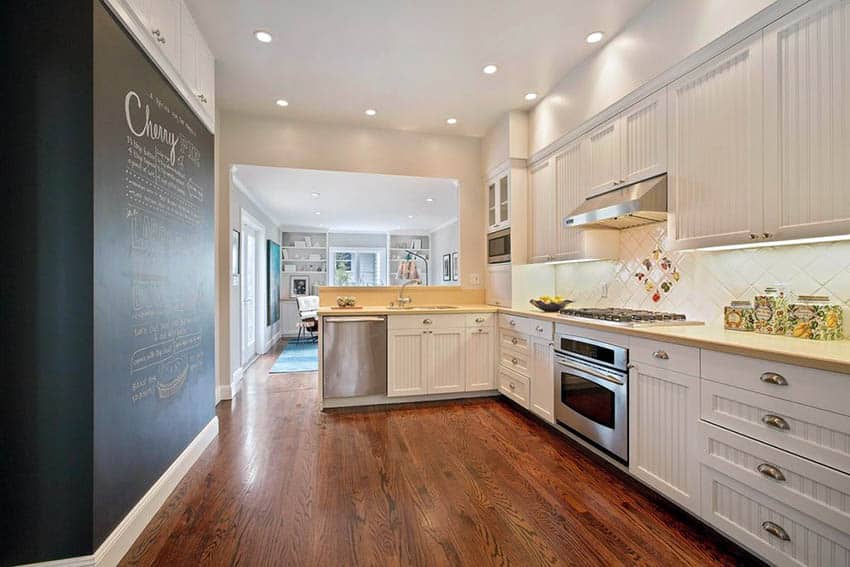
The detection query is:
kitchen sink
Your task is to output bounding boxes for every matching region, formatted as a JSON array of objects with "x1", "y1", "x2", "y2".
[{"x1": 386, "y1": 305, "x2": 459, "y2": 310}]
